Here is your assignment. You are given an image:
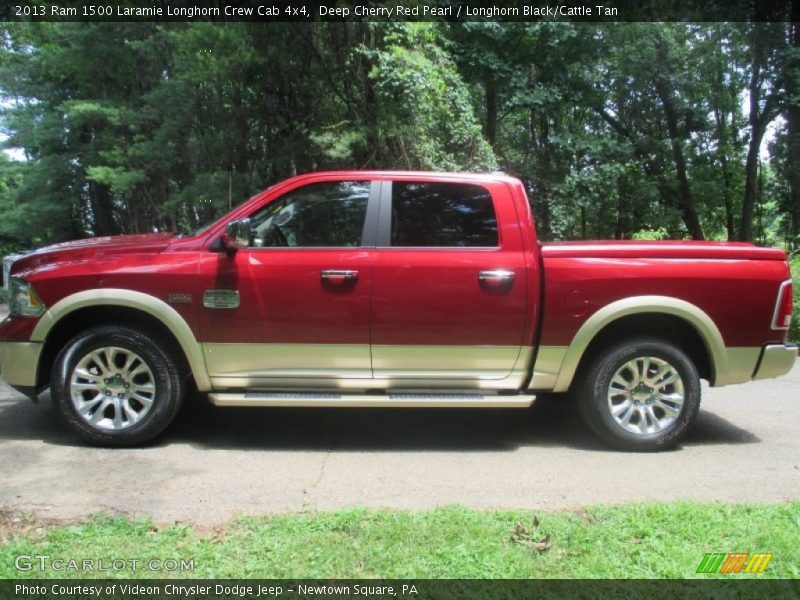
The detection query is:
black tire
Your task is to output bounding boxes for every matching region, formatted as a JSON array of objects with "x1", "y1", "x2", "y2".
[
  {"x1": 576, "y1": 337, "x2": 701, "y2": 452},
  {"x1": 51, "y1": 325, "x2": 185, "y2": 446}
]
